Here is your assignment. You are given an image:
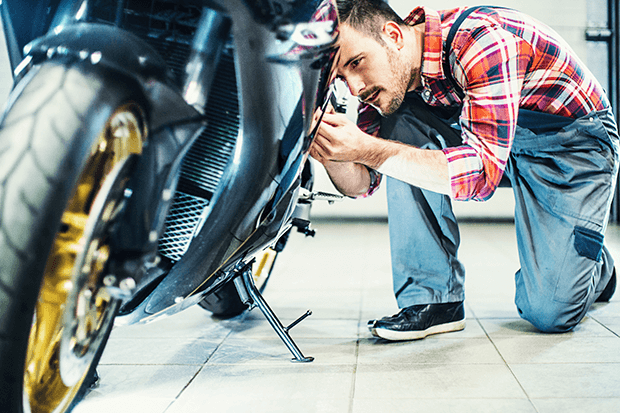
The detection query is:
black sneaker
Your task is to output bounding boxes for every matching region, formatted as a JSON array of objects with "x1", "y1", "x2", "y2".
[
  {"x1": 595, "y1": 268, "x2": 616, "y2": 303},
  {"x1": 369, "y1": 302, "x2": 465, "y2": 341}
]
